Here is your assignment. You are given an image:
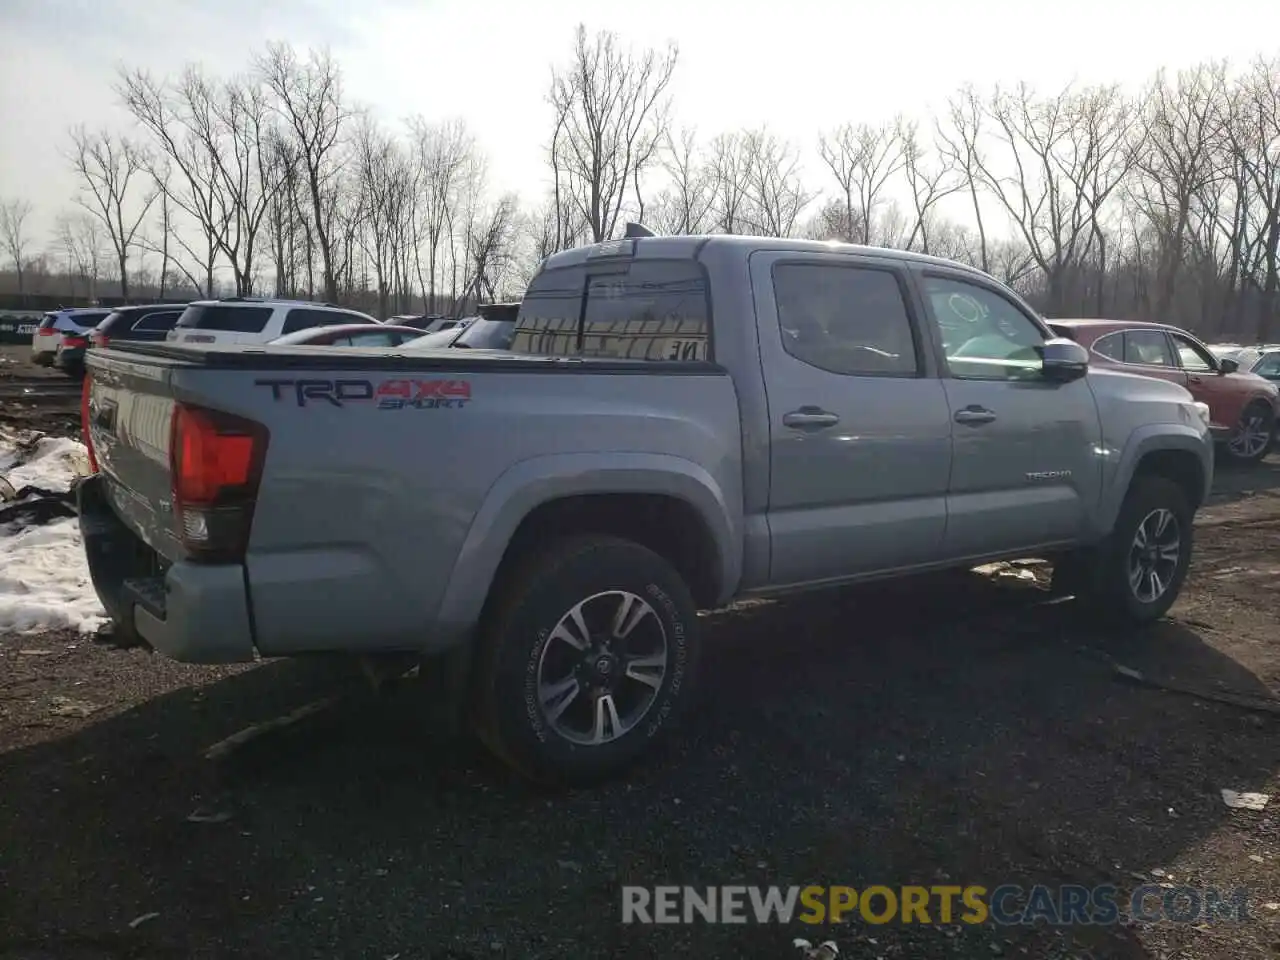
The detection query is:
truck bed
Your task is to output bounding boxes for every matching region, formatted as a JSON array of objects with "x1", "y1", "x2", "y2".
[{"x1": 82, "y1": 340, "x2": 744, "y2": 661}]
